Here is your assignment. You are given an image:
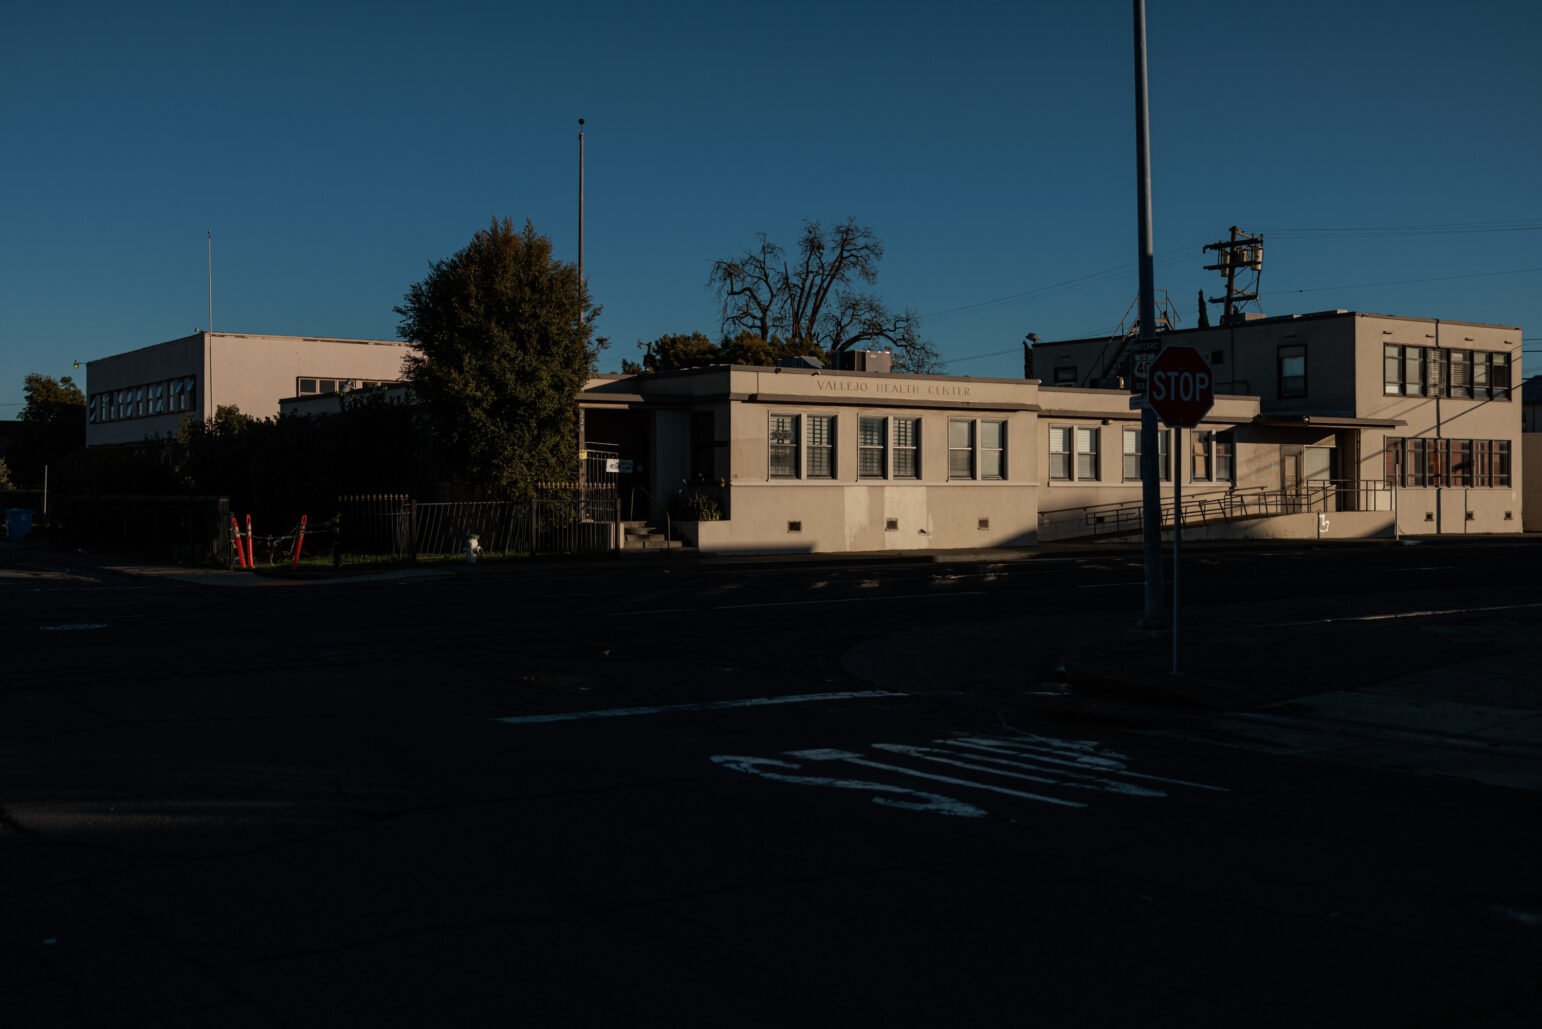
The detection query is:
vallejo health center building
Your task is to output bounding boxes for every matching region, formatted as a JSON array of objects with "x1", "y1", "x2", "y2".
[{"x1": 579, "y1": 309, "x2": 1524, "y2": 553}]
